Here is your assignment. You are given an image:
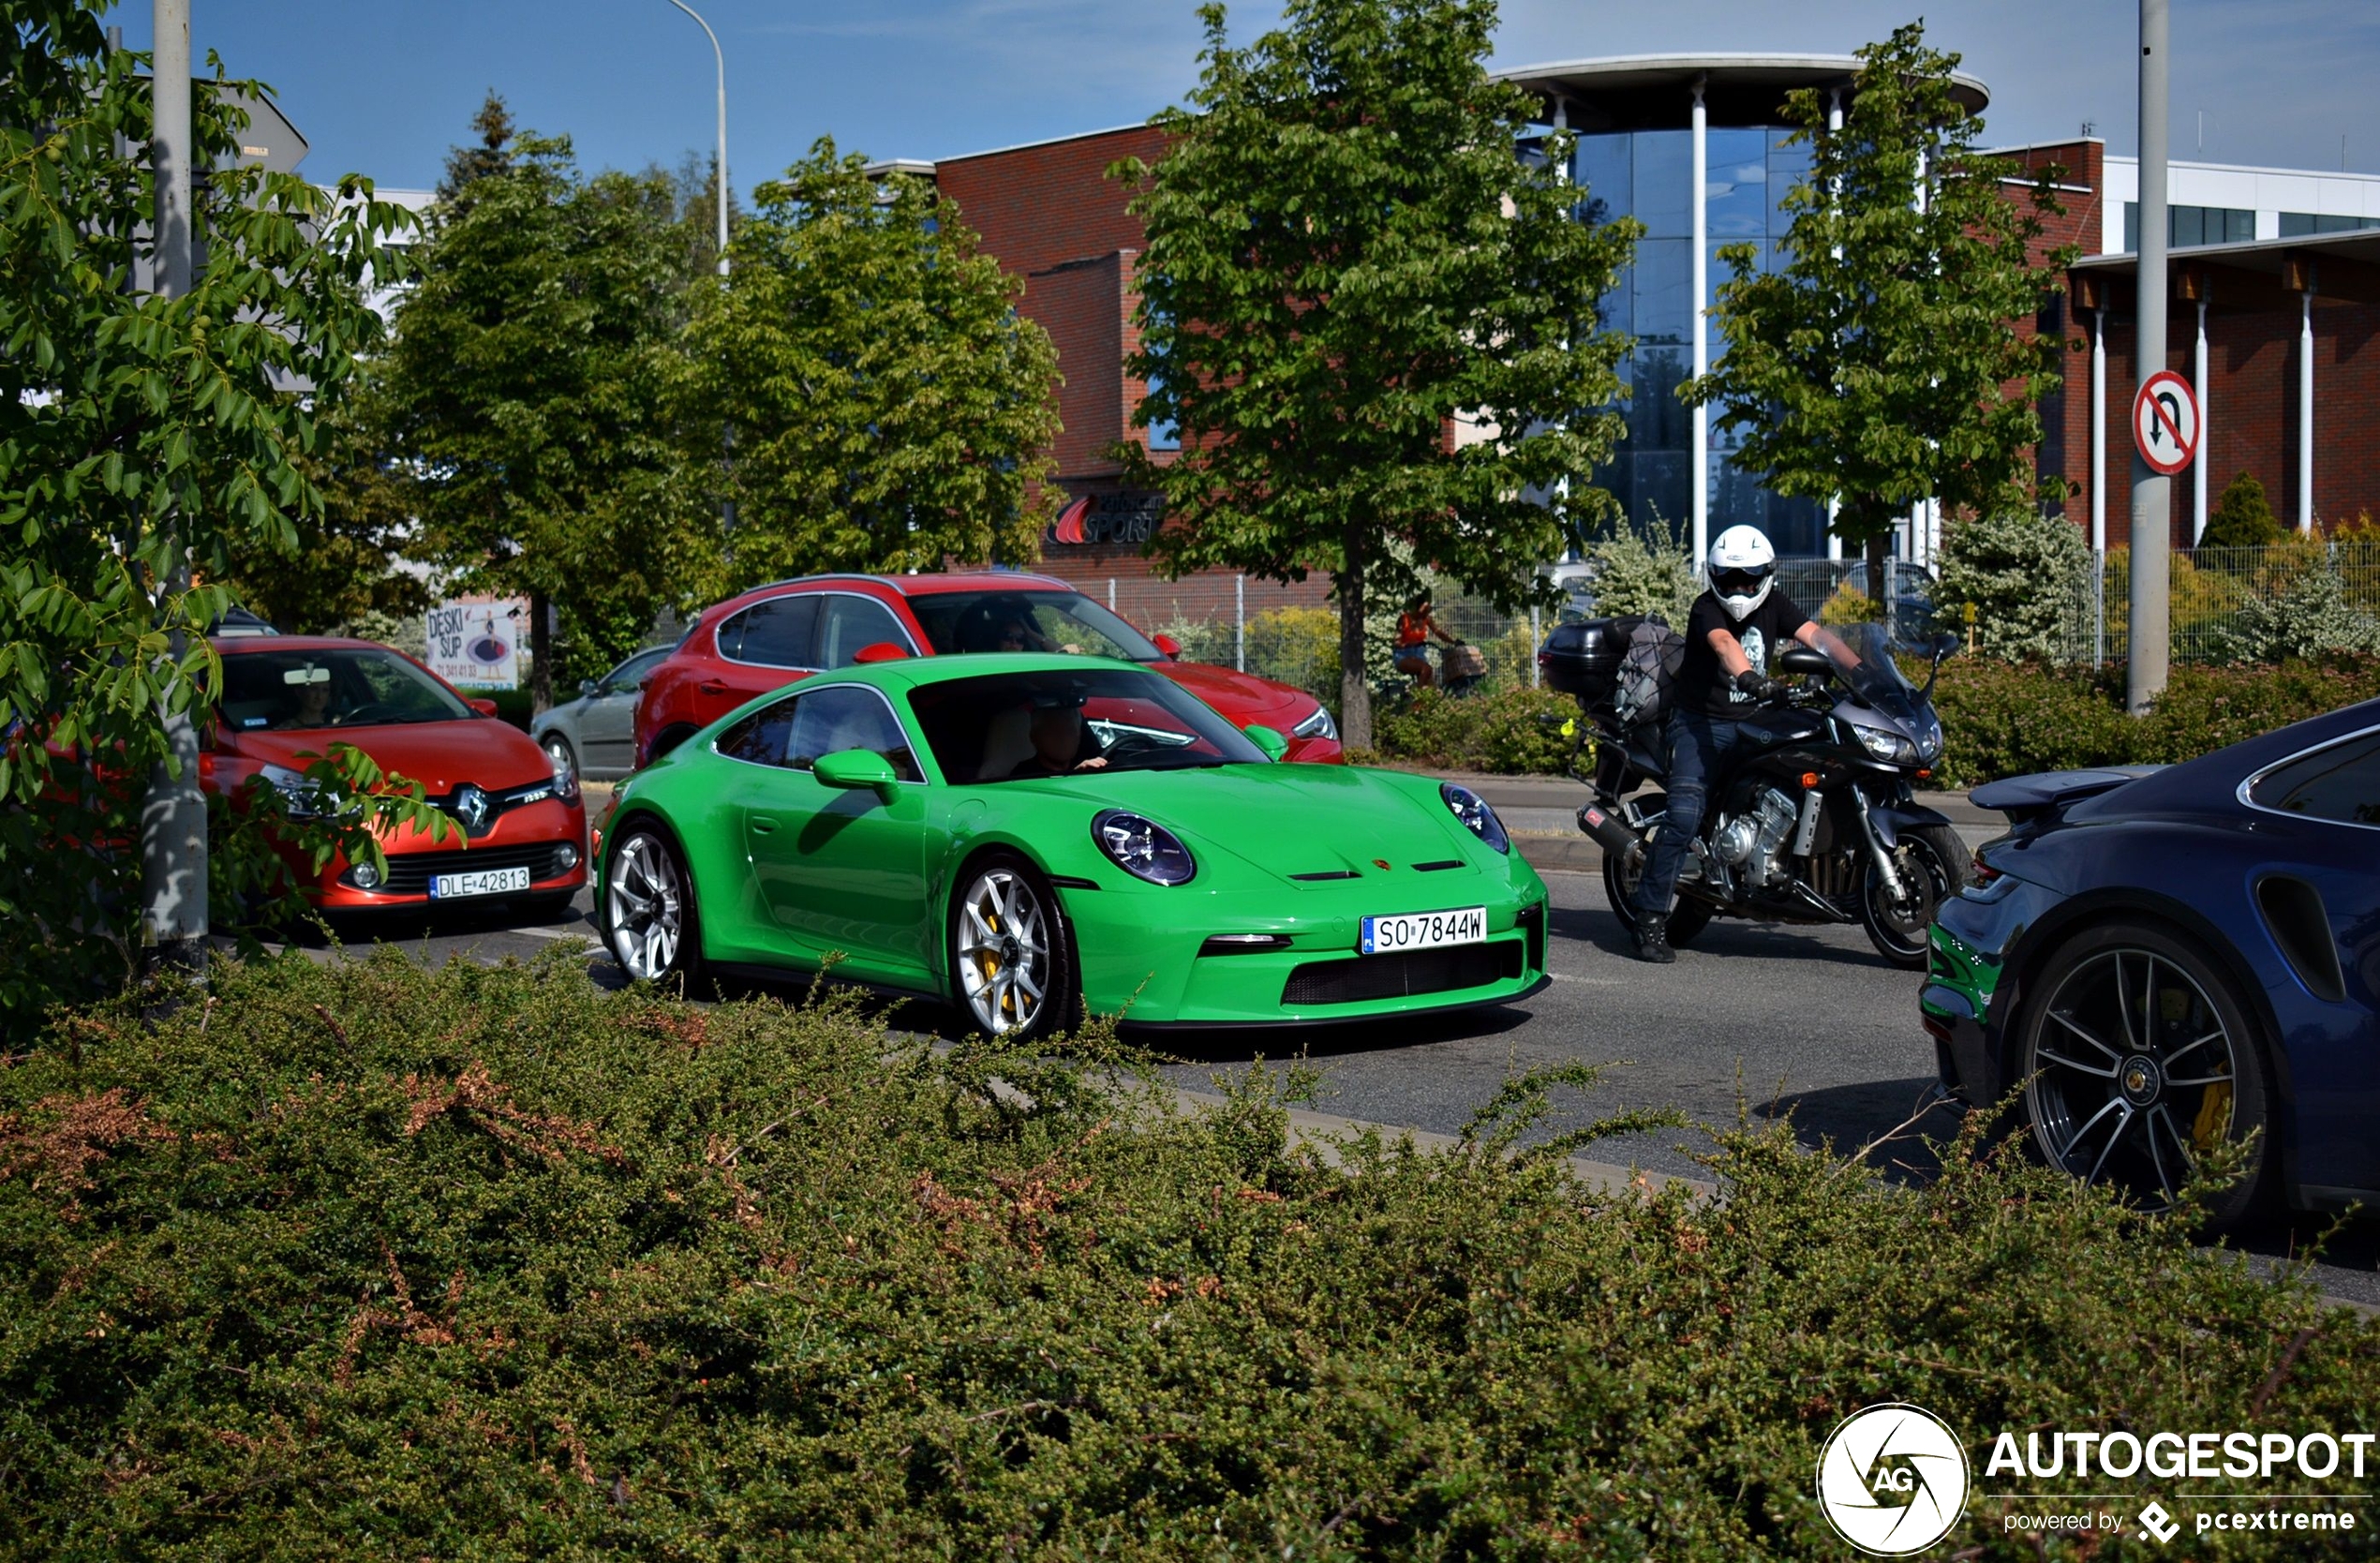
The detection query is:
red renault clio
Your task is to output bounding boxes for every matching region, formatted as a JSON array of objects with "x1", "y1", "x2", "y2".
[
  {"x1": 208, "y1": 636, "x2": 589, "y2": 913},
  {"x1": 632, "y1": 572, "x2": 1344, "y2": 768}
]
